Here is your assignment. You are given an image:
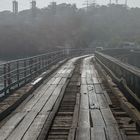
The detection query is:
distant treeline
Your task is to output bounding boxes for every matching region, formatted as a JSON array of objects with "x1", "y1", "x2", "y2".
[{"x1": 0, "y1": 3, "x2": 140, "y2": 58}]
